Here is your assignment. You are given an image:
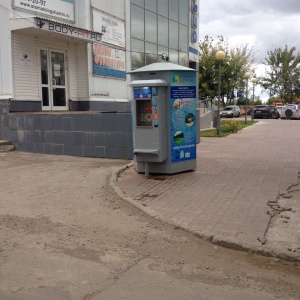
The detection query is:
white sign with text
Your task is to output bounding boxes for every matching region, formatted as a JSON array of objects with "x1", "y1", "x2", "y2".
[{"x1": 13, "y1": 0, "x2": 75, "y2": 22}]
